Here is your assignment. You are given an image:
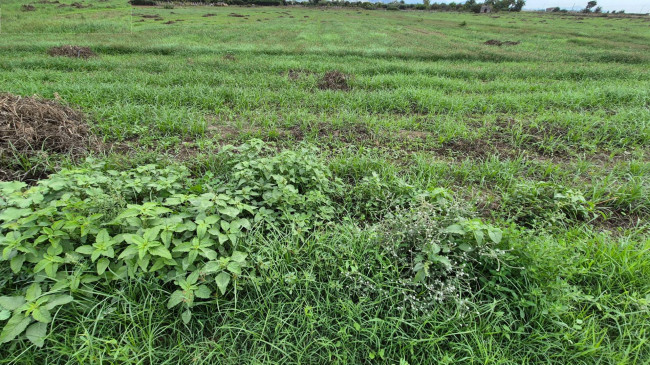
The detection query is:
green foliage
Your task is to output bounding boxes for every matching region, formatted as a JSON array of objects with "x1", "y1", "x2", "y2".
[
  {"x1": 215, "y1": 139, "x2": 343, "y2": 231},
  {"x1": 0, "y1": 140, "x2": 366, "y2": 346},
  {"x1": 502, "y1": 182, "x2": 595, "y2": 227},
  {"x1": 343, "y1": 171, "x2": 451, "y2": 222},
  {"x1": 1, "y1": 5, "x2": 649, "y2": 362},
  {"x1": 376, "y1": 202, "x2": 511, "y2": 311},
  {"x1": 0, "y1": 283, "x2": 72, "y2": 346}
]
